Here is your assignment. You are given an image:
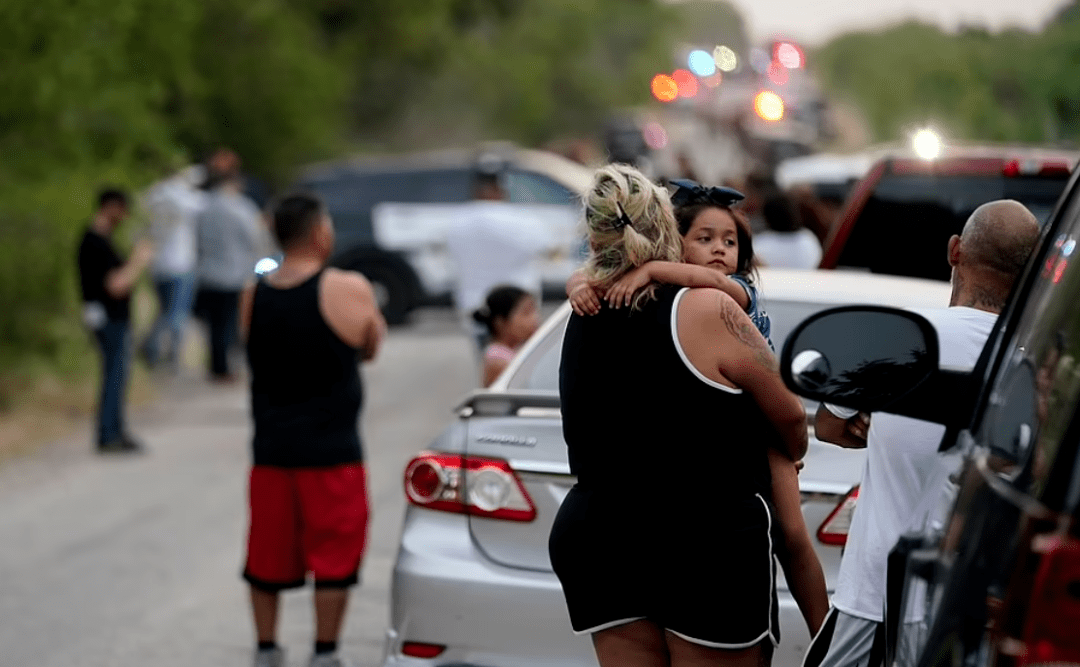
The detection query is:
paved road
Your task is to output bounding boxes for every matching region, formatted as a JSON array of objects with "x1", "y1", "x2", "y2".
[{"x1": 0, "y1": 309, "x2": 478, "y2": 667}]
